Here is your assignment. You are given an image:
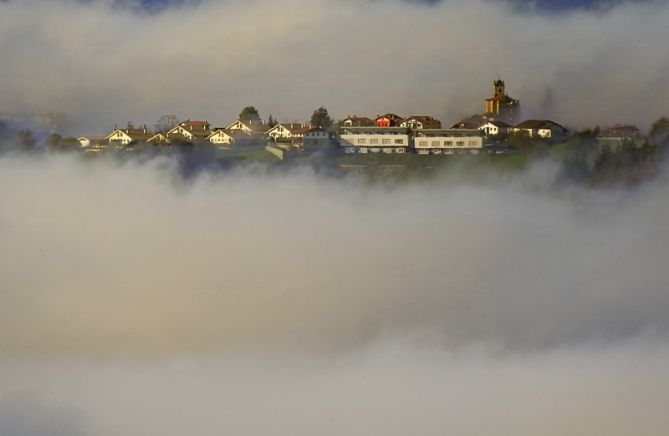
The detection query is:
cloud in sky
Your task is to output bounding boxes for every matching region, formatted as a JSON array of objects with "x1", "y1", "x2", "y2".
[
  {"x1": 0, "y1": 0, "x2": 668, "y2": 133},
  {"x1": 1, "y1": 153, "x2": 669, "y2": 434}
]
